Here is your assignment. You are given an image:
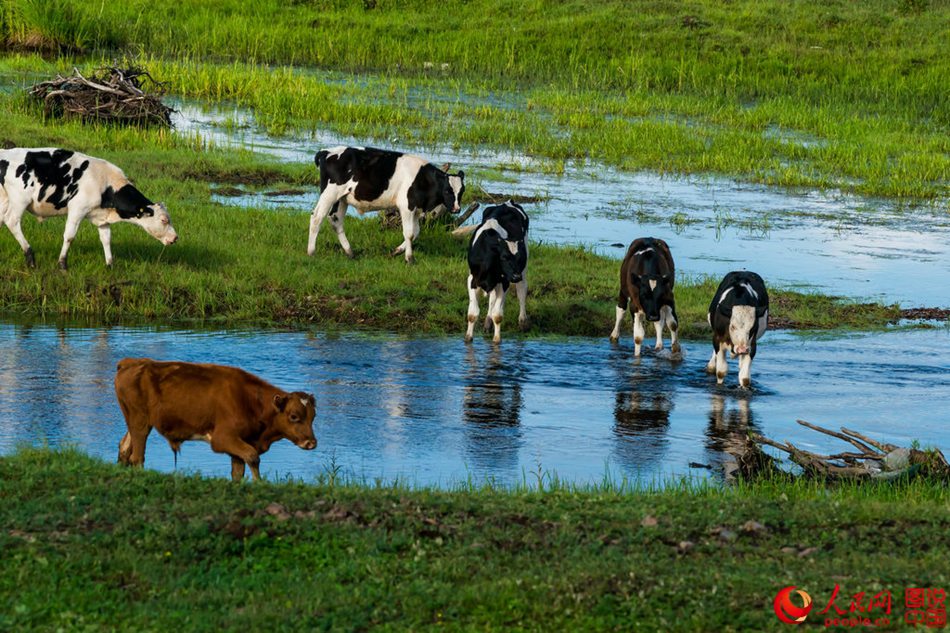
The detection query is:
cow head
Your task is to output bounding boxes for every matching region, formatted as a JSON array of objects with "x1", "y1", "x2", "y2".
[
  {"x1": 496, "y1": 237, "x2": 525, "y2": 284},
  {"x1": 719, "y1": 296, "x2": 767, "y2": 355},
  {"x1": 135, "y1": 202, "x2": 178, "y2": 246},
  {"x1": 631, "y1": 273, "x2": 670, "y2": 322},
  {"x1": 443, "y1": 170, "x2": 465, "y2": 213},
  {"x1": 272, "y1": 392, "x2": 317, "y2": 450}
]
